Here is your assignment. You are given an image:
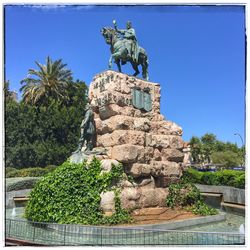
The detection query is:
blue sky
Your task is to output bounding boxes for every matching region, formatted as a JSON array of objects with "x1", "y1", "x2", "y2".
[{"x1": 4, "y1": 5, "x2": 246, "y2": 145}]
